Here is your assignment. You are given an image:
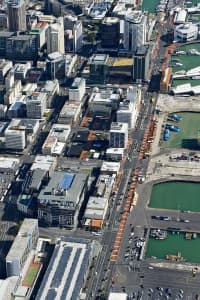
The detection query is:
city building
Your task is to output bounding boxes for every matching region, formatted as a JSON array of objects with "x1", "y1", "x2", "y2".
[
  {"x1": 7, "y1": 101, "x2": 26, "y2": 118},
  {"x1": 0, "y1": 60, "x2": 12, "y2": 83},
  {"x1": 7, "y1": 0, "x2": 26, "y2": 32},
  {"x1": 65, "y1": 54, "x2": 77, "y2": 77},
  {"x1": 89, "y1": 54, "x2": 109, "y2": 83},
  {"x1": 38, "y1": 171, "x2": 89, "y2": 228},
  {"x1": 124, "y1": 11, "x2": 147, "y2": 53},
  {"x1": 6, "y1": 34, "x2": 38, "y2": 61},
  {"x1": 12, "y1": 62, "x2": 31, "y2": 81},
  {"x1": 0, "y1": 32, "x2": 14, "y2": 56},
  {"x1": 42, "y1": 124, "x2": 71, "y2": 155},
  {"x1": 174, "y1": 9, "x2": 187, "y2": 25},
  {"x1": 30, "y1": 22, "x2": 48, "y2": 49},
  {"x1": 6, "y1": 218, "x2": 39, "y2": 277},
  {"x1": 49, "y1": 124, "x2": 71, "y2": 142},
  {"x1": 26, "y1": 92, "x2": 47, "y2": 119},
  {"x1": 133, "y1": 46, "x2": 150, "y2": 82},
  {"x1": 101, "y1": 17, "x2": 120, "y2": 49},
  {"x1": 58, "y1": 101, "x2": 81, "y2": 125},
  {"x1": 88, "y1": 89, "x2": 120, "y2": 114},
  {"x1": 117, "y1": 99, "x2": 138, "y2": 128},
  {"x1": 160, "y1": 67, "x2": 172, "y2": 92},
  {"x1": 47, "y1": 17, "x2": 65, "y2": 54},
  {"x1": 64, "y1": 15, "x2": 83, "y2": 53},
  {"x1": 40, "y1": 79, "x2": 59, "y2": 108},
  {"x1": 69, "y1": 77, "x2": 86, "y2": 102},
  {"x1": 35, "y1": 237, "x2": 99, "y2": 300},
  {"x1": 100, "y1": 161, "x2": 121, "y2": 175},
  {"x1": 174, "y1": 23, "x2": 198, "y2": 43},
  {"x1": 83, "y1": 196, "x2": 108, "y2": 230},
  {"x1": 109, "y1": 122, "x2": 128, "y2": 148},
  {"x1": 31, "y1": 155, "x2": 57, "y2": 178},
  {"x1": 5, "y1": 128, "x2": 26, "y2": 150},
  {"x1": 108, "y1": 57, "x2": 133, "y2": 79},
  {"x1": 5, "y1": 118, "x2": 40, "y2": 150},
  {"x1": 46, "y1": 52, "x2": 65, "y2": 80},
  {"x1": 106, "y1": 148, "x2": 124, "y2": 161}
]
